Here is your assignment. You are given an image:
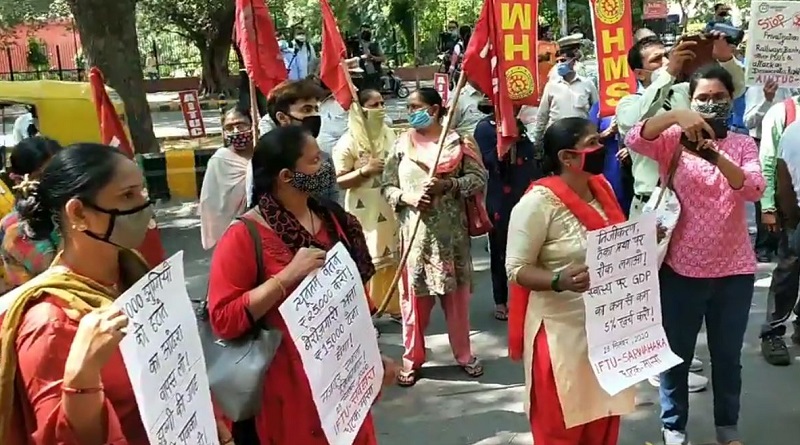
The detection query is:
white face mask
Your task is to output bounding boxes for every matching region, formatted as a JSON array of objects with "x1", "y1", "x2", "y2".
[{"x1": 649, "y1": 65, "x2": 669, "y2": 85}]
